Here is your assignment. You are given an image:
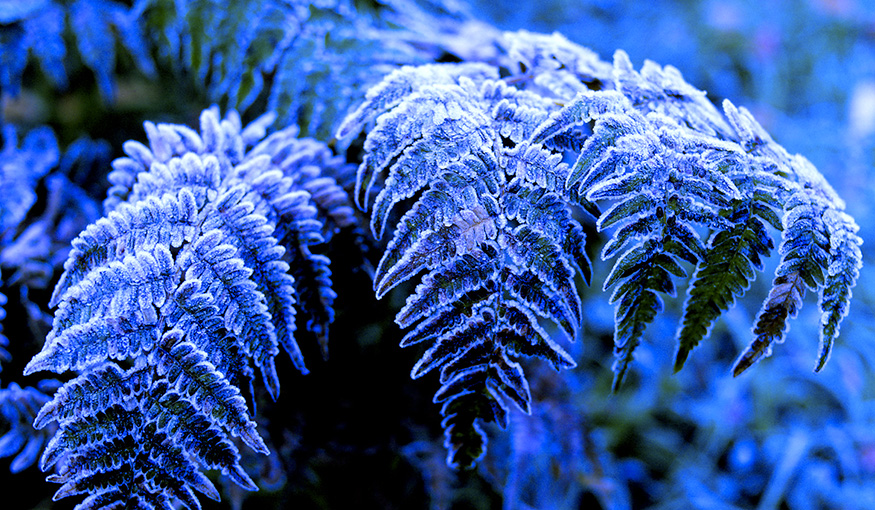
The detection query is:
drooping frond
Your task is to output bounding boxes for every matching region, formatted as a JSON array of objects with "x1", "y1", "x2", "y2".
[
  {"x1": 731, "y1": 181, "x2": 842, "y2": 376},
  {"x1": 528, "y1": 43, "x2": 861, "y2": 383},
  {"x1": 816, "y1": 209, "x2": 863, "y2": 371},
  {"x1": 675, "y1": 163, "x2": 787, "y2": 372},
  {"x1": 339, "y1": 58, "x2": 586, "y2": 468},
  {"x1": 342, "y1": 29, "x2": 862, "y2": 459},
  {"x1": 539, "y1": 92, "x2": 740, "y2": 388},
  {"x1": 26, "y1": 106, "x2": 359, "y2": 508}
]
